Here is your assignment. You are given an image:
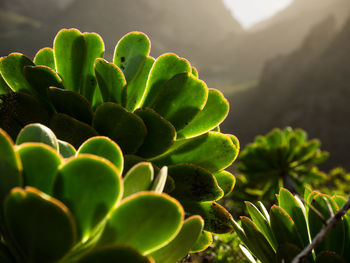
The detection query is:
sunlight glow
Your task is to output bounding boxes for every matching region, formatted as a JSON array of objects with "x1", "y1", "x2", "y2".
[{"x1": 222, "y1": 0, "x2": 293, "y2": 29}]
